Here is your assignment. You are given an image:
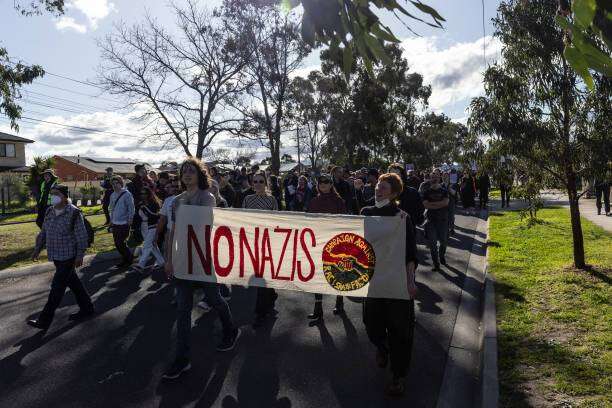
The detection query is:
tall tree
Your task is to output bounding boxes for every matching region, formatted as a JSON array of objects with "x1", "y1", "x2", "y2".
[
  {"x1": 469, "y1": 0, "x2": 611, "y2": 268},
  {"x1": 287, "y1": 71, "x2": 337, "y2": 170},
  {"x1": 97, "y1": 0, "x2": 251, "y2": 158},
  {"x1": 224, "y1": 0, "x2": 310, "y2": 175}
]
